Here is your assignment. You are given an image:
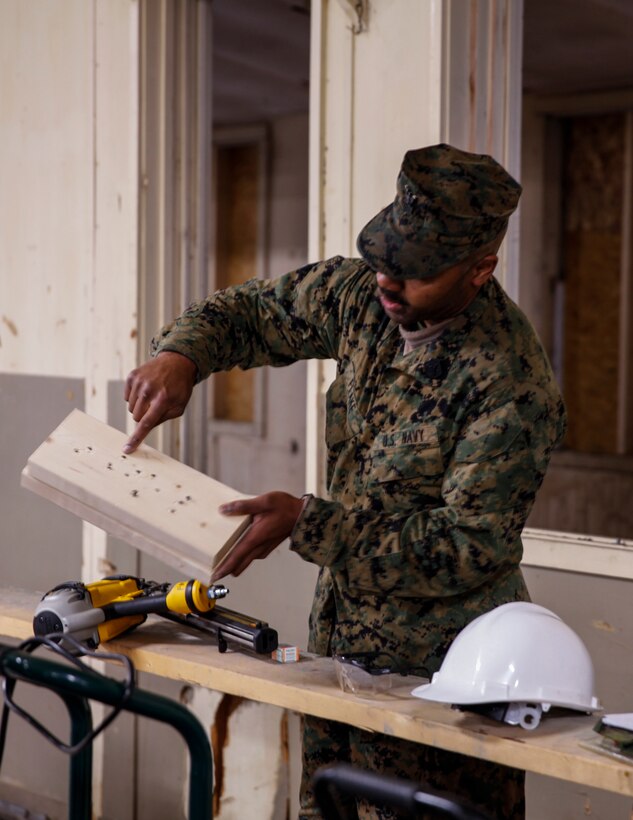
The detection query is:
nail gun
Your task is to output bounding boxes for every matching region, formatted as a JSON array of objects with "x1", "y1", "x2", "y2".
[{"x1": 33, "y1": 575, "x2": 278, "y2": 655}]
